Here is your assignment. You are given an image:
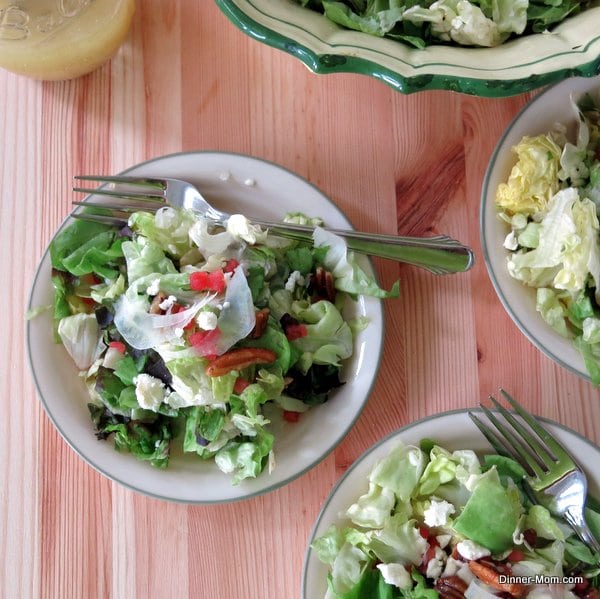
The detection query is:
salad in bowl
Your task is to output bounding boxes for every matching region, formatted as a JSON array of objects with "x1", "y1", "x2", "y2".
[
  {"x1": 45, "y1": 204, "x2": 397, "y2": 486},
  {"x1": 311, "y1": 439, "x2": 600, "y2": 598},
  {"x1": 482, "y1": 78, "x2": 600, "y2": 383}
]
